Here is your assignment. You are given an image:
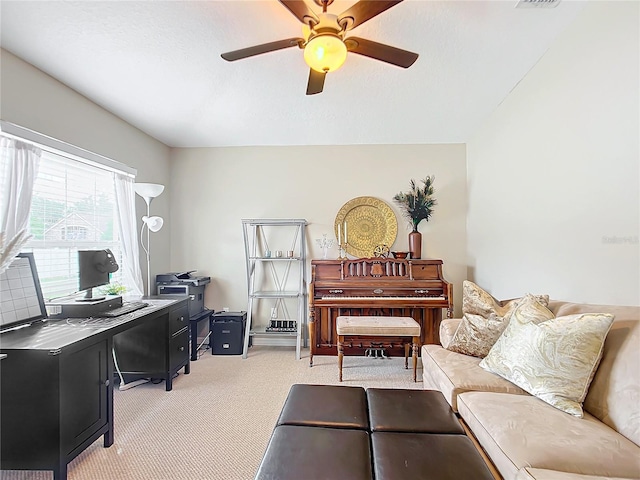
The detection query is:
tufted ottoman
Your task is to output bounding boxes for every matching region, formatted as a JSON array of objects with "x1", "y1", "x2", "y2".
[
  {"x1": 336, "y1": 316, "x2": 421, "y2": 382},
  {"x1": 255, "y1": 385, "x2": 496, "y2": 480}
]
